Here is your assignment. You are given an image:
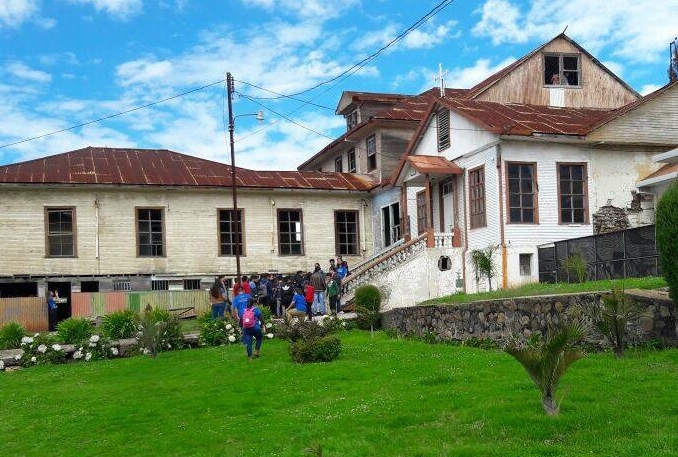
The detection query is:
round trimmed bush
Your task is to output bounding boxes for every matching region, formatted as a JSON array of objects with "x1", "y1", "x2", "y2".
[
  {"x1": 354, "y1": 284, "x2": 382, "y2": 330},
  {"x1": 656, "y1": 182, "x2": 678, "y2": 301}
]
